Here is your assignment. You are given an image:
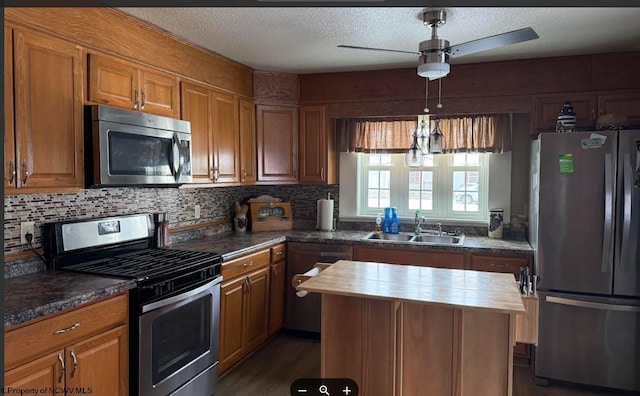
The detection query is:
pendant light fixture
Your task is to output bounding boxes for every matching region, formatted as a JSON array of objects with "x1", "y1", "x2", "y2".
[
  {"x1": 416, "y1": 119, "x2": 429, "y2": 153},
  {"x1": 404, "y1": 127, "x2": 424, "y2": 167},
  {"x1": 428, "y1": 118, "x2": 445, "y2": 154}
]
